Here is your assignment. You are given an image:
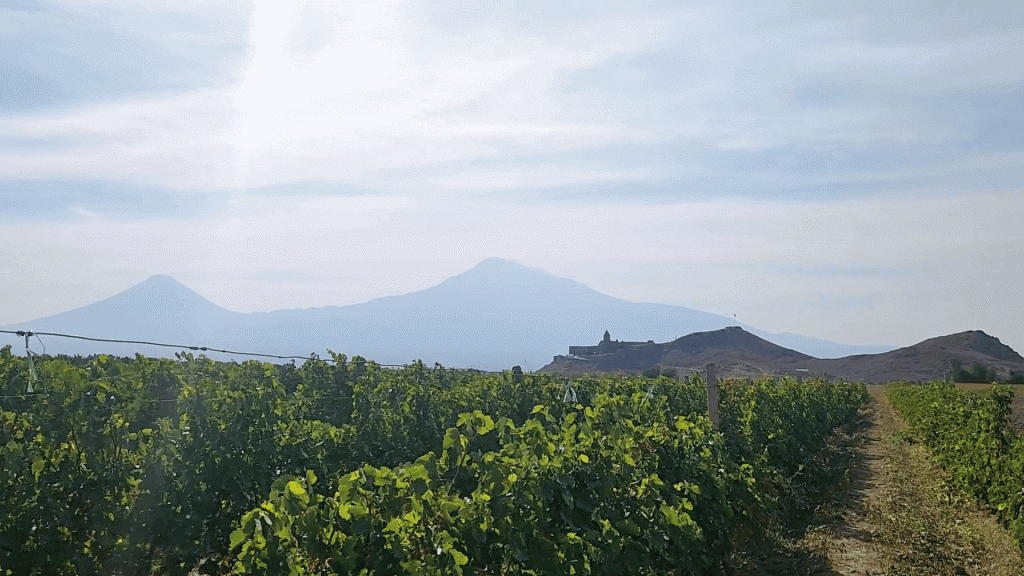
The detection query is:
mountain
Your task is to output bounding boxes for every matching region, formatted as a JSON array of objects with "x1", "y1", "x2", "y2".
[
  {"x1": 240, "y1": 258, "x2": 748, "y2": 369},
  {"x1": 316, "y1": 258, "x2": 887, "y2": 364},
  {"x1": 2, "y1": 258, "x2": 892, "y2": 369},
  {"x1": 2, "y1": 275, "x2": 249, "y2": 357},
  {"x1": 541, "y1": 327, "x2": 1024, "y2": 383},
  {"x1": 913, "y1": 331, "x2": 1024, "y2": 363},
  {"x1": 809, "y1": 330, "x2": 1024, "y2": 383}
]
